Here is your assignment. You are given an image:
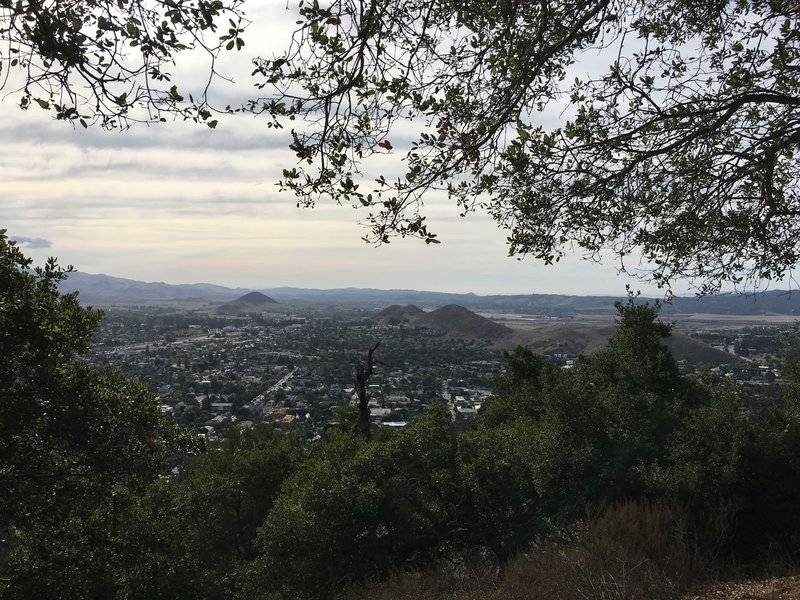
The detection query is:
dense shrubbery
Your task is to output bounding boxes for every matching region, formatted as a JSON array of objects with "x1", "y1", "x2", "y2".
[
  {"x1": 2, "y1": 237, "x2": 800, "y2": 599},
  {"x1": 339, "y1": 502, "x2": 693, "y2": 600}
]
